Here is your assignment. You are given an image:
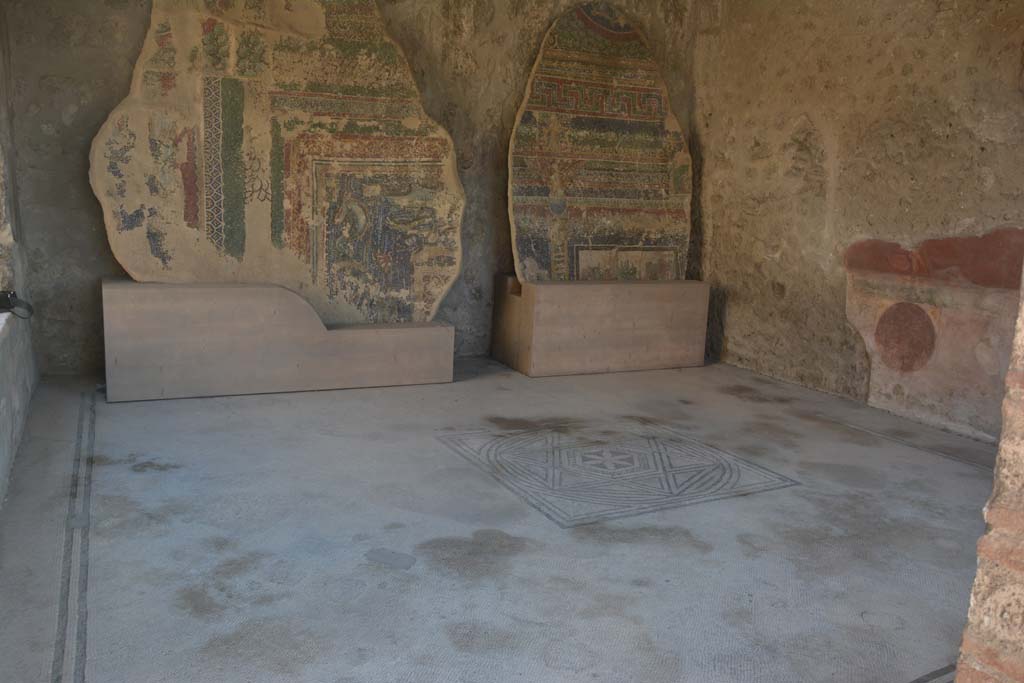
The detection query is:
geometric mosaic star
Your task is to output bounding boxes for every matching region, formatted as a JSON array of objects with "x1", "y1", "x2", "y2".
[{"x1": 438, "y1": 422, "x2": 799, "y2": 527}]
